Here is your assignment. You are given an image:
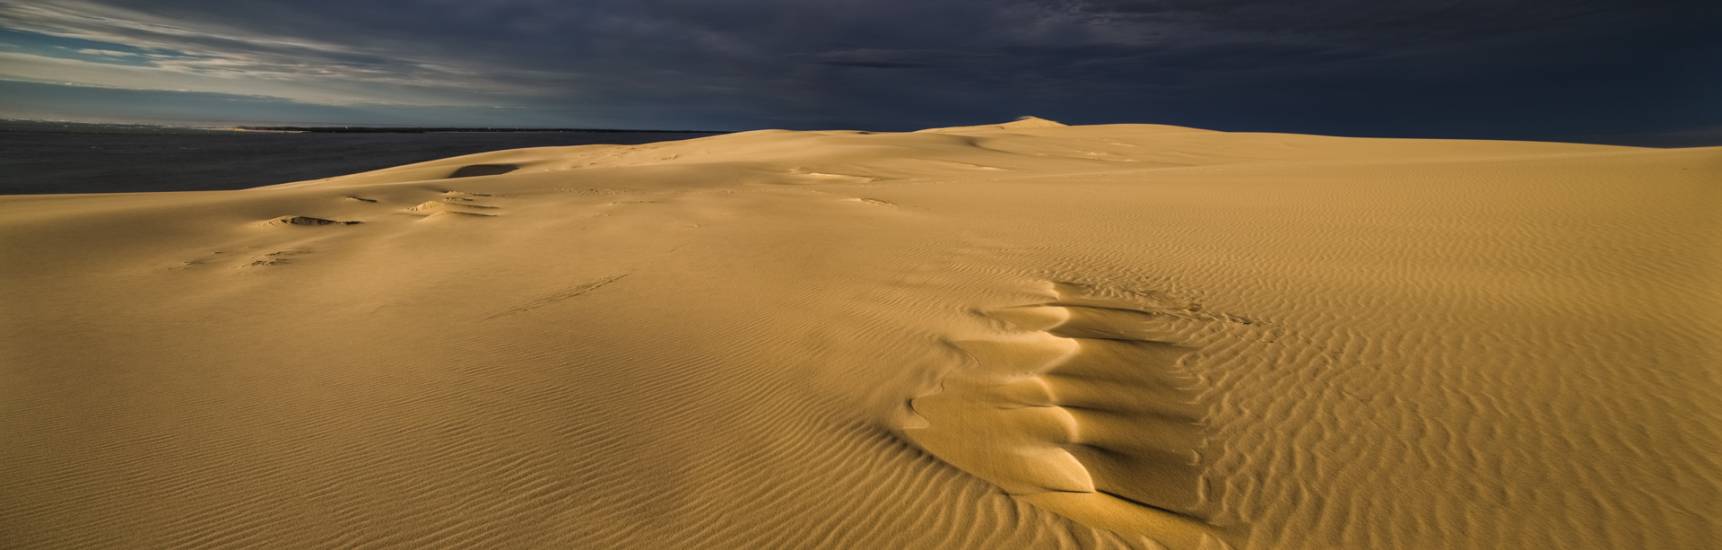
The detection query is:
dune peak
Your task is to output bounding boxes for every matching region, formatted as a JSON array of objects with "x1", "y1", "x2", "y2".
[
  {"x1": 915, "y1": 115, "x2": 1069, "y2": 133},
  {"x1": 1000, "y1": 116, "x2": 1066, "y2": 128}
]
